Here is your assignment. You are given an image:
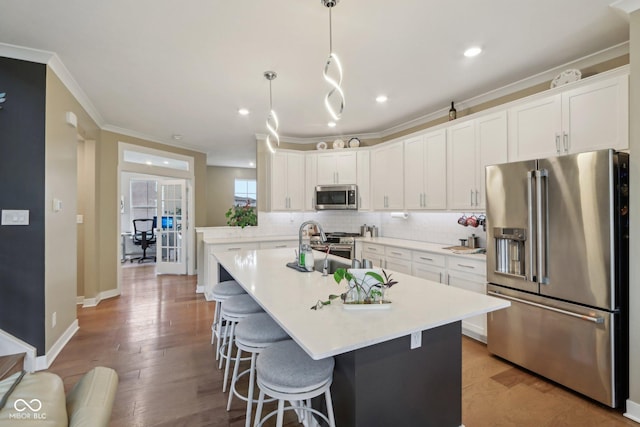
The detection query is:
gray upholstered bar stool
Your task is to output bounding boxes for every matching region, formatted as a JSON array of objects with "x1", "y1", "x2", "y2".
[
  {"x1": 209, "y1": 280, "x2": 246, "y2": 363},
  {"x1": 219, "y1": 294, "x2": 264, "y2": 392},
  {"x1": 227, "y1": 313, "x2": 290, "y2": 427},
  {"x1": 253, "y1": 340, "x2": 336, "y2": 427}
]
